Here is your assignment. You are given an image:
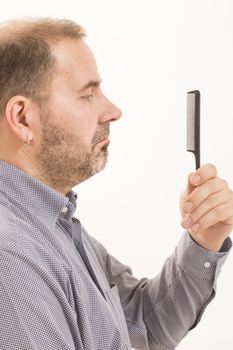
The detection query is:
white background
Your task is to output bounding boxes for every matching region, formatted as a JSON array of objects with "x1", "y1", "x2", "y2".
[{"x1": 1, "y1": 1, "x2": 233, "y2": 348}]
